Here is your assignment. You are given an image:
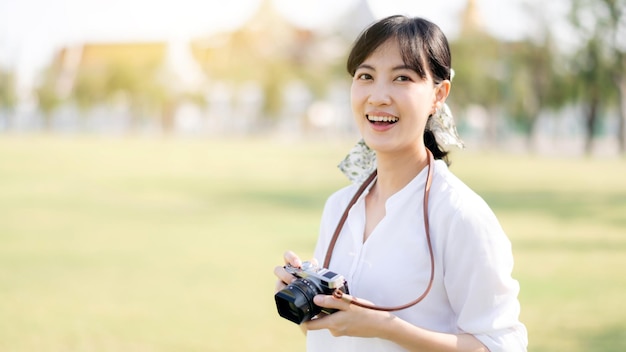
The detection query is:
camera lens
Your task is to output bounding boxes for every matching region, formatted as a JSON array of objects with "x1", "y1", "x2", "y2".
[{"x1": 274, "y1": 278, "x2": 323, "y2": 324}]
